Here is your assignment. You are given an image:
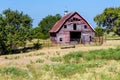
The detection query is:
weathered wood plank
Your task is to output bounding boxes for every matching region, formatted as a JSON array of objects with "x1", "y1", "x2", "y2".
[{"x1": 61, "y1": 45, "x2": 75, "y2": 49}]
